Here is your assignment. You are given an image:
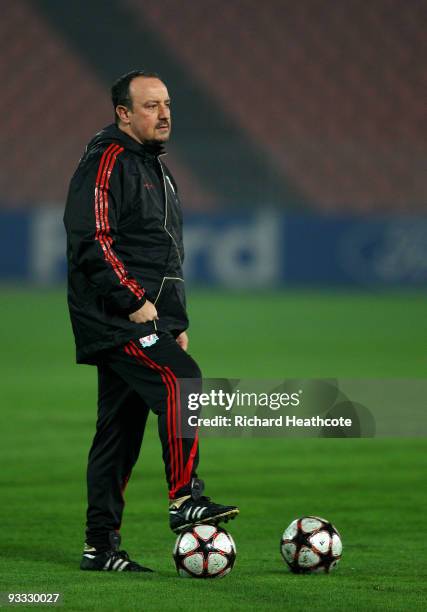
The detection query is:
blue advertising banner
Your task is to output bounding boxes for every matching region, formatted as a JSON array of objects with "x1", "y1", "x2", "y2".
[
  {"x1": 0, "y1": 209, "x2": 426, "y2": 287},
  {"x1": 283, "y1": 214, "x2": 427, "y2": 286},
  {"x1": 0, "y1": 211, "x2": 31, "y2": 280}
]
